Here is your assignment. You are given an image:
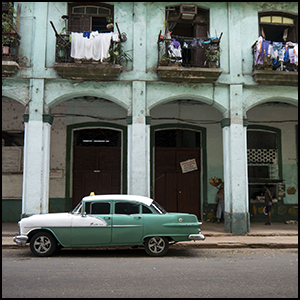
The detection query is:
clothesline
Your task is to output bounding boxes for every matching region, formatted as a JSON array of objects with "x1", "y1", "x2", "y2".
[
  {"x1": 254, "y1": 36, "x2": 298, "y2": 66},
  {"x1": 70, "y1": 31, "x2": 120, "y2": 61}
]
